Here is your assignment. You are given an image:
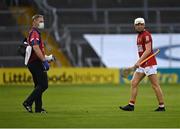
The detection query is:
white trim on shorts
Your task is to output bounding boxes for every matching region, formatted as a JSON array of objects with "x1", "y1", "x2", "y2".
[{"x1": 135, "y1": 65, "x2": 157, "y2": 76}]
